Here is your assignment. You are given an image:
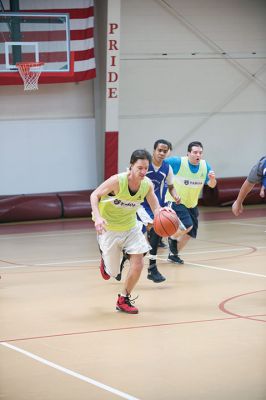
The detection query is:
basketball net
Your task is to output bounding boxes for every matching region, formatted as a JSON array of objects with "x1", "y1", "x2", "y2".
[{"x1": 16, "y1": 62, "x2": 44, "y2": 91}]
